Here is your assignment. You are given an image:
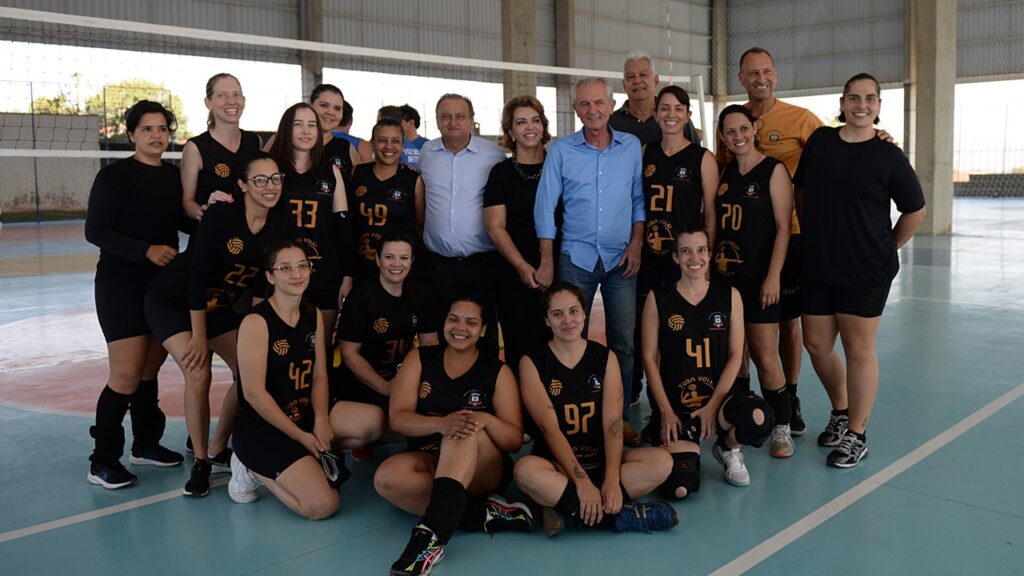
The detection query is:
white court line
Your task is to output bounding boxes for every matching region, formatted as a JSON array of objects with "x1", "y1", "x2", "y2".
[
  {"x1": 709, "y1": 382, "x2": 1024, "y2": 576},
  {"x1": 0, "y1": 478, "x2": 228, "y2": 544}
]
